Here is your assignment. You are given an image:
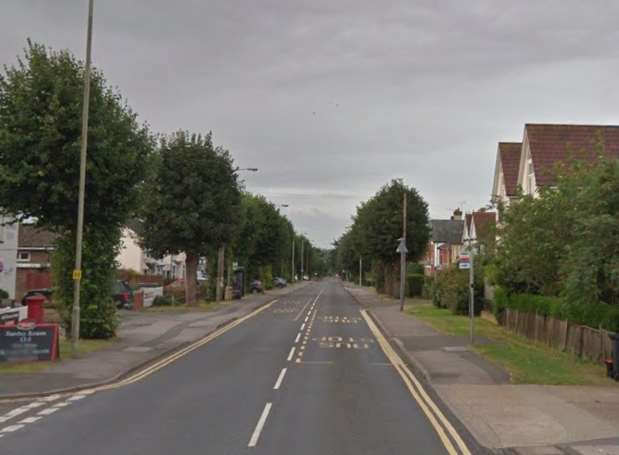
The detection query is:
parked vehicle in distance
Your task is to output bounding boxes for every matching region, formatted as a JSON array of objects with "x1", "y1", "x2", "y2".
[
  {"x1": 273, "y1": 277, "x2": 287, "y2": 288},
  {"x1": 250, "y1": 280, "x2": 264, "y2": 293},
  {"x1": 112, "y1": 280, "x2": 134, "y2": 309}
]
